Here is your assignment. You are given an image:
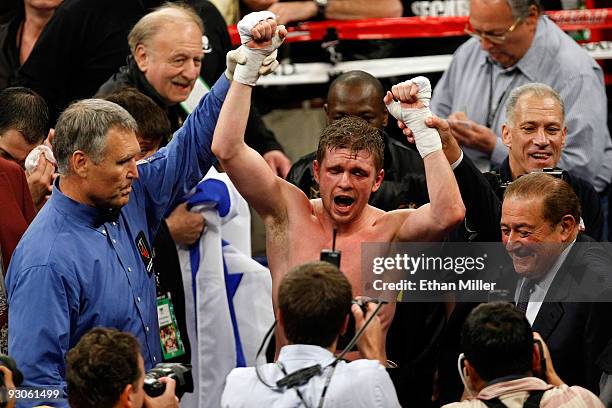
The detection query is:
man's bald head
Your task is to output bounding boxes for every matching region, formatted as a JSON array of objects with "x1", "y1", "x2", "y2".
[
  {"x1": 325, "y1": 71, "x2": 388, "y2": 130},
  {"x1": 128, "y1": 3, "x2": 204, "y2": 54}
]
